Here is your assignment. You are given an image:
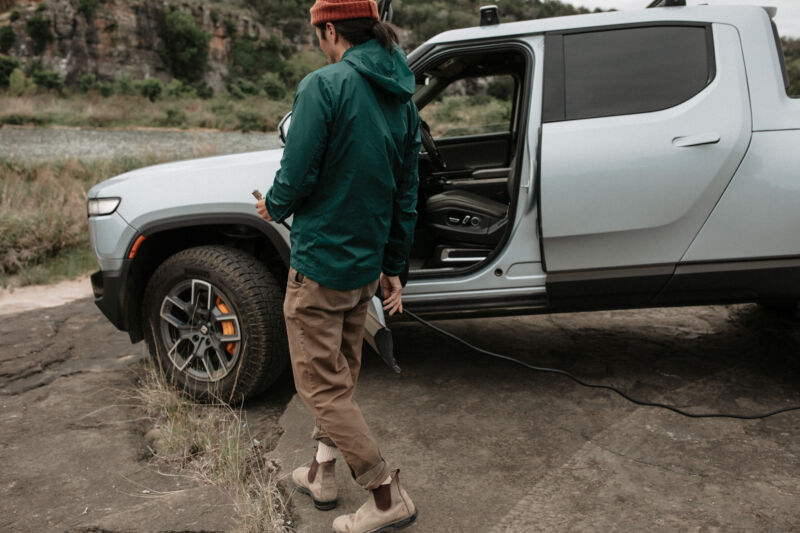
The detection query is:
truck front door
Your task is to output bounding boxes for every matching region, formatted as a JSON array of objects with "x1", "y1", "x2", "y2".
[{"x1": 539, "y1": 23, "x2": 751, "y2": 303}]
